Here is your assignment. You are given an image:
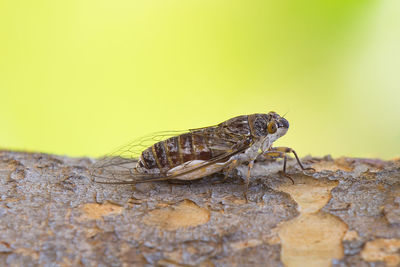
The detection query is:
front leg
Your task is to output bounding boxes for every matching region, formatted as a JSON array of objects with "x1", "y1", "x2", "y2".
[
  {"x1": 244, "y1": 160, "x2": 254, "y2": 202},
  {"x1": 263, "y1": 147, "x2": 314, "y2": 182},
  {"x1": 262, "y1": 150, "x2": 293, "y2": 184}
]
